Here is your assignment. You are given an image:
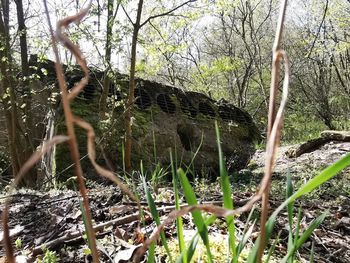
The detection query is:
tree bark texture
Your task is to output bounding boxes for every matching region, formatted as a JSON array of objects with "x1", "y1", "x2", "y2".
[
  {"x1": 124, "y1": 0, "x2": 144, "y2": 173},
  {"x1": 99, "y1": 0, "x2": 115, "y2": 118}
]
